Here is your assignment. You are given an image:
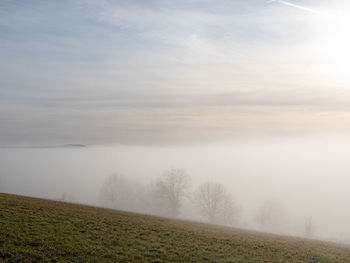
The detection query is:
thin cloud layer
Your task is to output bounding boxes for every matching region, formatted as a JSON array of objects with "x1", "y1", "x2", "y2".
[{"x1": 1, "y1": 0, "x2": 350, "y2": 145}]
